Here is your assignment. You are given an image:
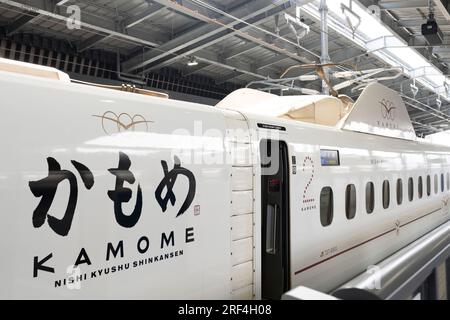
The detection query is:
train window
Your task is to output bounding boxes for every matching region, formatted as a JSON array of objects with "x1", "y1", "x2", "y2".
[
  {"x1": 441, "y1": 174, "x2": 445, "y2": 193},
  {"x1": 396, "y1": 179, "x2": 403, "y2": 205},
  {"x1": 345, "y1": 184, "x2": 356, "y2": 220},
  {"x1": 434, "y1": 174, "x2": 438, "y2": 194},
  {"x1": 366, "y1": 182, "x2": 375, "y2": 214},
  {"x1": 412, "y1": 270, "x2": 437, "y2": 300},
  {"x1": 320, "y1": 187, "x2": 334, "y2": 227},
  {"x1": 265, "y1": 204, "x2": 277, "y2": 254},
  {"x1": 418, "y1": 176, "x2": 423, "y2": 199},
  {"x1": 408, "y1": 178, "x2": 414, "y2": 202},
  {"x1": 383, "y1": 180, "x2": 390, "y2": 209},
  {"x1": 427, "y1": 175, "x2": 431, "y2": 197},
  {"x1": 447, "y1": 173, "x2": 450, "y2": 191}
]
